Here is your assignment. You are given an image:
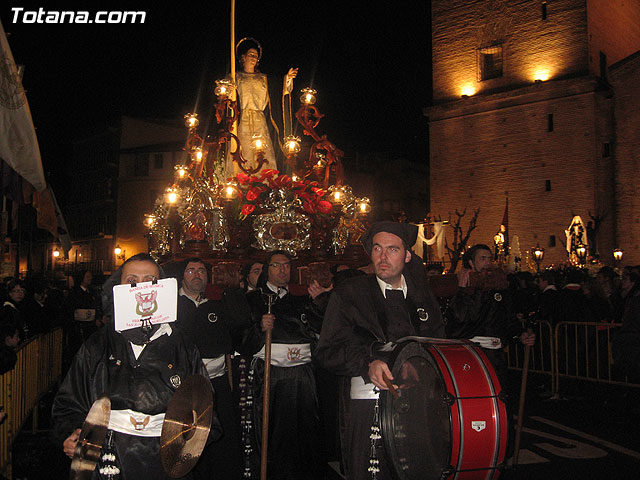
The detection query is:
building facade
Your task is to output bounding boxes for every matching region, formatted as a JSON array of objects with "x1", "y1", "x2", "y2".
[{"x1": 426, "y1": 0, "x2": 640, "y2": 266}]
